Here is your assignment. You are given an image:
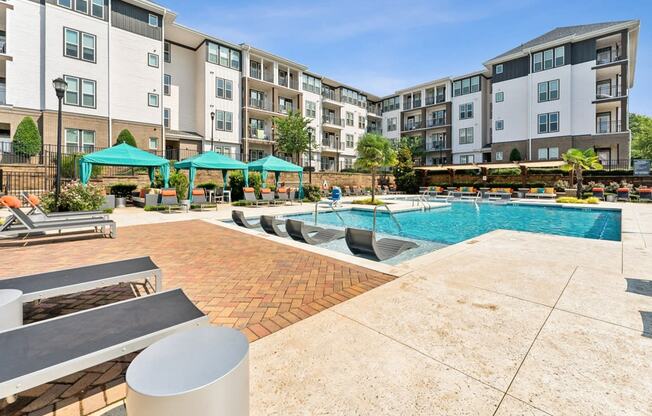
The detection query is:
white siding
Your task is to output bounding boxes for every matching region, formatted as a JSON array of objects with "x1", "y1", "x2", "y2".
[
  {"x1": 163, "y1": 43, "x2": 197, "y2": 132},
  {"x1": 491, "y1": 76, "x2": 528, "y2": 143},
  {"x1": 451, "y1": 89, "x2": 484, "y2": 157}
]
